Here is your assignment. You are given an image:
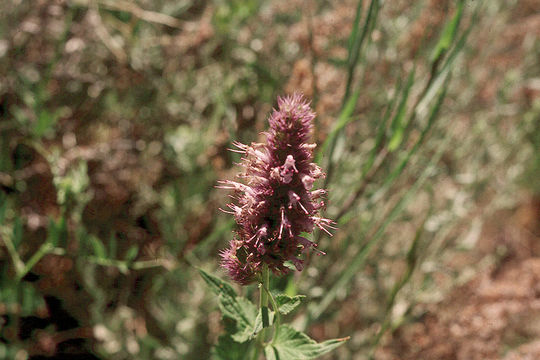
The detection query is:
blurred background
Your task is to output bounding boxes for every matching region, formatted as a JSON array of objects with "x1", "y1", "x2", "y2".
[{"x1": 0, "y1": 0, "x2": 539, "y2": 359}]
